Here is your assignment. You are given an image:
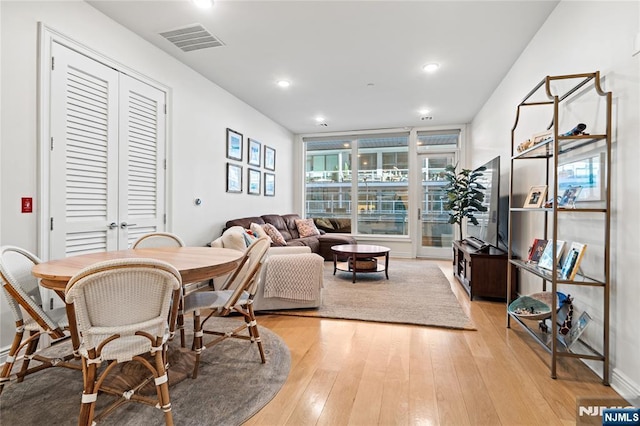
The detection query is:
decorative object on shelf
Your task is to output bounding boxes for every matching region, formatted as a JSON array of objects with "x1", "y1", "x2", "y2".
[
  {"x1": 508, "y1": 291, "x2": 569, "y2": 321},
  {"x1": 264, "y1": 146, "x2": 276, "y2": 171},
  {"x1": 558, "y1": 185, "x2": 582, "y2": 208},
  {"x1": 264, "y1": 172, "x2": 275, "y2": 196},
  {"x1": 561, "y1": 310, "x2": 591, "y2": 348},
  {"x1": 559, "y1": 152, "x2": 604, "y2": 202},
  {"x1": 248, "y1": 138, "x2": 261, "y2": 167},
  {"x1": 248, "y1": 168, "x2": 261, "y2": 195},
  {"x1": 226, "y1": 163, "x2": 242, "y2": 193},
  {"x1": 226, "y1": 128, "x2": 243, "y2": 161},
  {"x1": 527, "y1": 238, "x2": 548, "y2": 263},
  {"x1": 560, "y1": 242, "x2": 587, "y2": 280},
  {"x1": 531, "y1": 130, "x2": 553, "y2": 145},
  {"x1": 517, "y1": 138, "x2": 533, "y2": 152},
  {"x1": 523, "y1": 185, "x2": 548, "y2": 208},
  {"x1": 508, "y1": 295, "x2": 551, "y2": 320},
  {"x1": 561, "y1": 123, "x2": 587, "y2": 136},
  {"x1": 443, "y1": 163, "x2": 487, "y2": 240},
  {"x1": 538, "y1": 239, "x2": 565, "y2": 270}
]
